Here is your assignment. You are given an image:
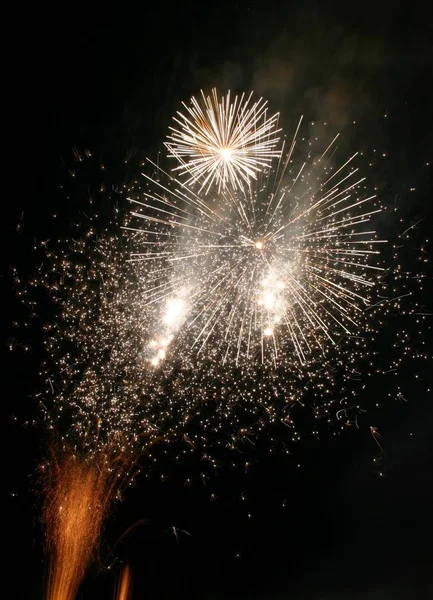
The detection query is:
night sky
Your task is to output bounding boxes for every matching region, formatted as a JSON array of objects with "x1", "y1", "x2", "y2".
[{"x1": 5, "y1": 1, "x2": 433, "y2": 598}]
